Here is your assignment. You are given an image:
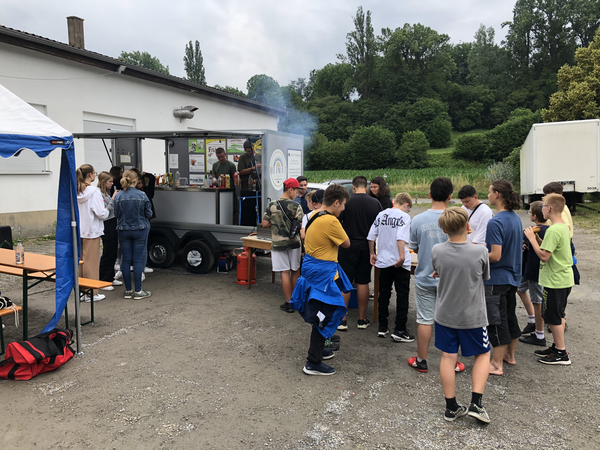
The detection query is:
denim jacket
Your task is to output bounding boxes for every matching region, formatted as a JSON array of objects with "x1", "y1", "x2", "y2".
[{"x1": 114, "y1": 188, "x2": 152, "y2": 231}]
